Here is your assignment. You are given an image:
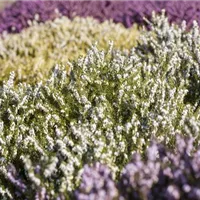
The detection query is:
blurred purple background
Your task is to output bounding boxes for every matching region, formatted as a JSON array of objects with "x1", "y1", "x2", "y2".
[{"x1": 0, "y1": 1, "x2": 200, "y2": 33}]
